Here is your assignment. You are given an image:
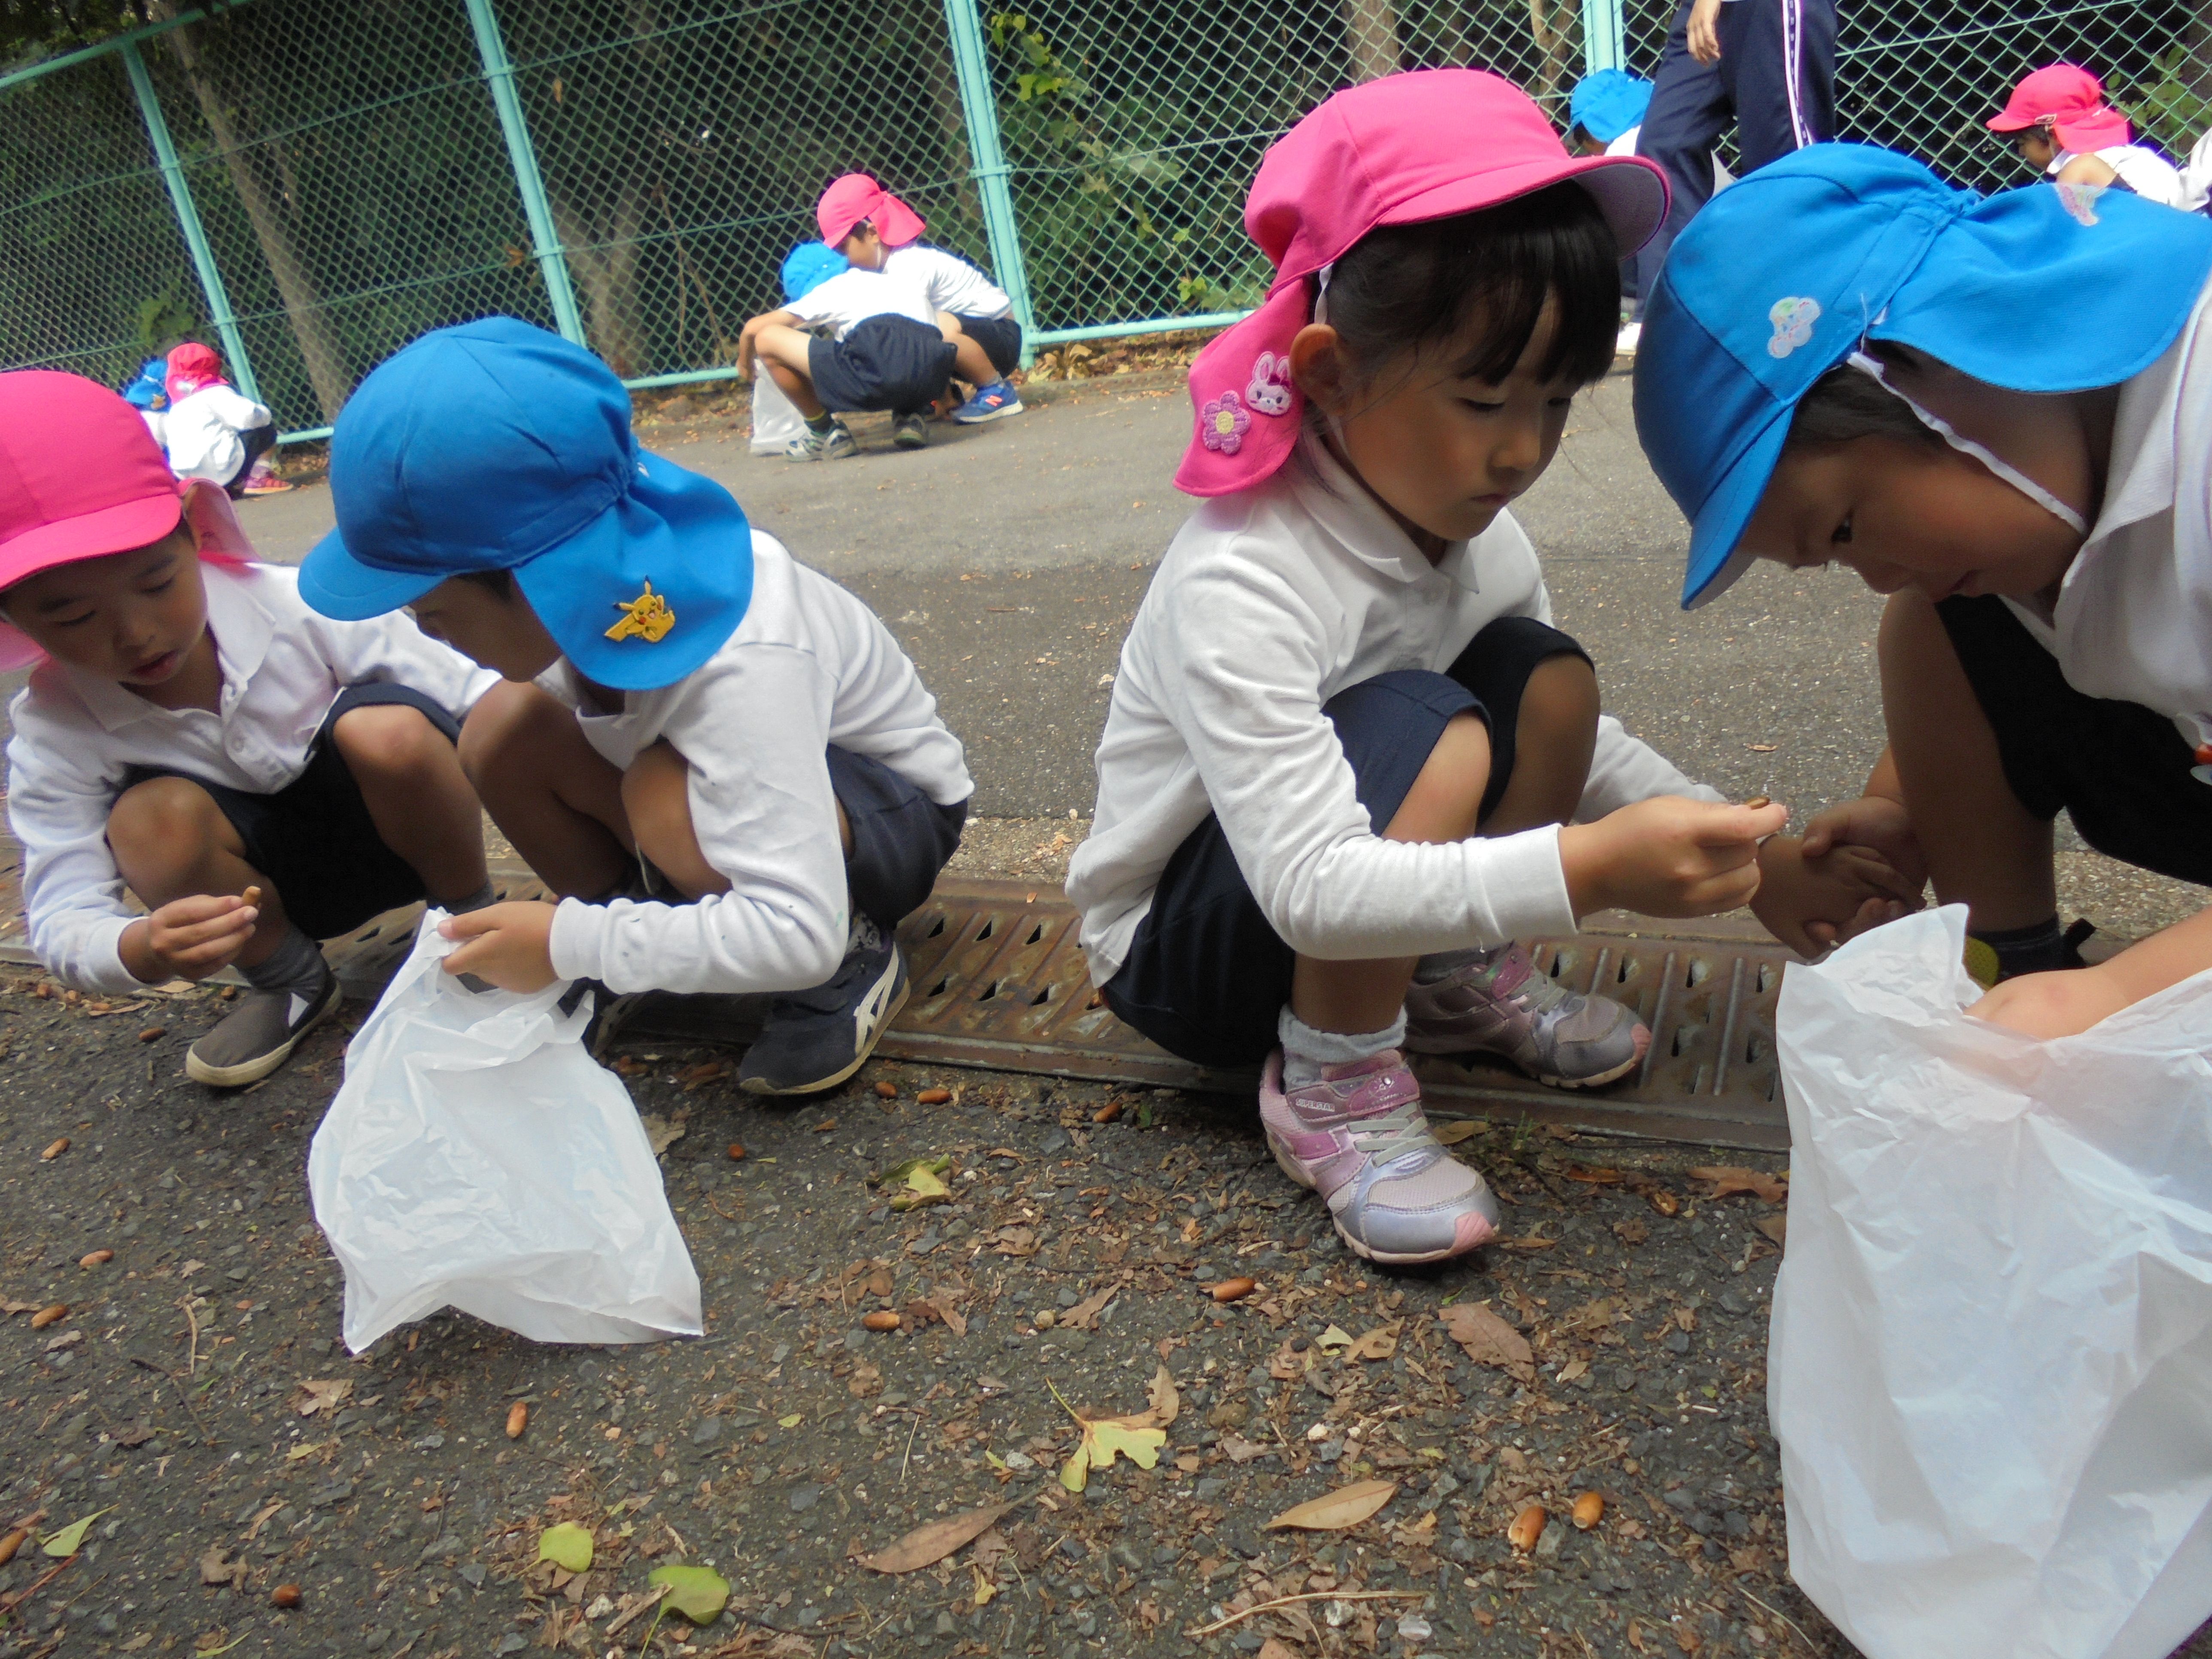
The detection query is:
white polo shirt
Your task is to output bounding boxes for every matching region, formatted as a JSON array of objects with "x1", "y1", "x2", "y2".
[
  {"x1": 2050, "y1": 145, "x2": 2186, "y2": 209},
  {"x1": 544, "y1": 531, "x2": 972, "y2": 997},
  {"x1": 881, "y1": 245, "x2": 1013, "y2": 321},
  {"x1": 1067, "y1": 435, "x2": 1719, "y2": 985},
  {"x1": 6, "y1": 562, "x2": 498, "y2": 994},
  {"x1": 784, "y1": 269, "x2": 937, "y2": 341}
]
